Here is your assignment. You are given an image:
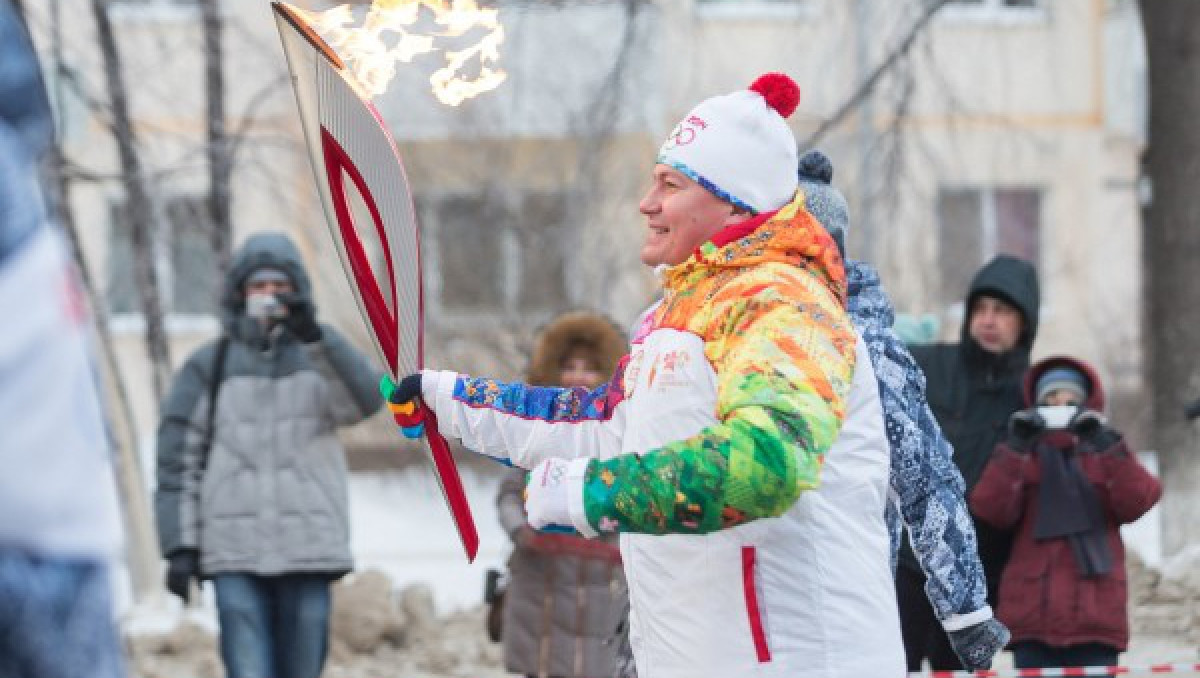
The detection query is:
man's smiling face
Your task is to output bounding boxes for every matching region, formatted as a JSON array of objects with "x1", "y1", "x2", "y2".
[{"x1": 637, "y1": 165, "x2": 744, "y2": 267}]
